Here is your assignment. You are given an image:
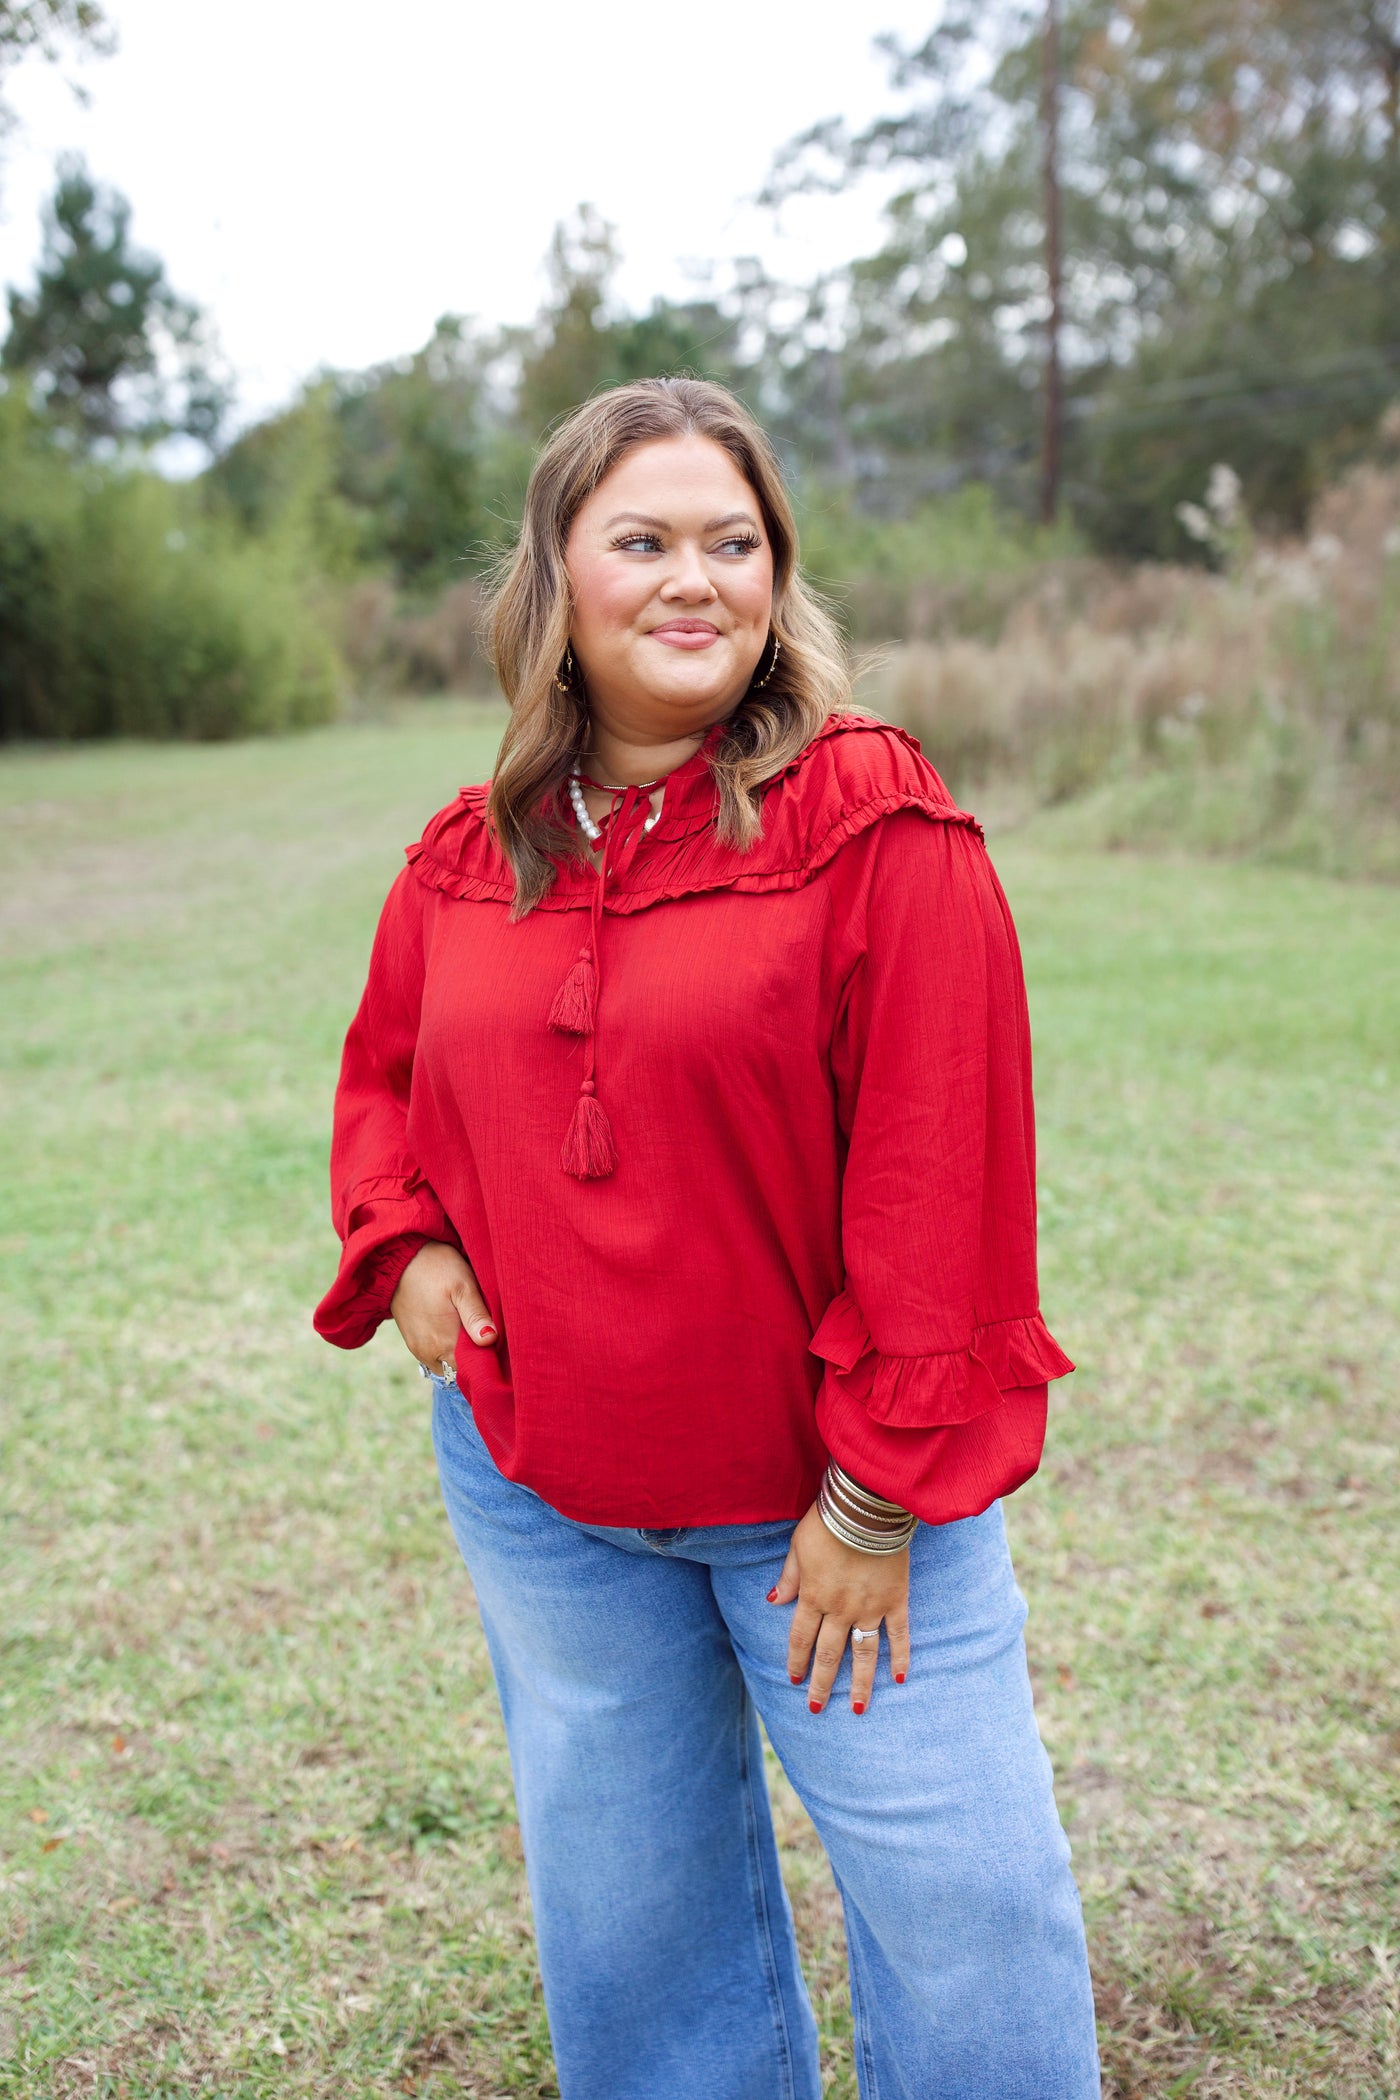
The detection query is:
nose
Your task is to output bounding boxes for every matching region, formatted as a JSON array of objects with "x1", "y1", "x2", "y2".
[{"x1": 659, "y1": 541, "x2": 718, "y2": 603}]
